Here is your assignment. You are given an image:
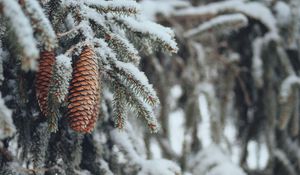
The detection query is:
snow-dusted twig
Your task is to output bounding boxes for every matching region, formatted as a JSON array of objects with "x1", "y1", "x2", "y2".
[{"x1": 184, "y1": 13, "x2": 248, "y2": 38}]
